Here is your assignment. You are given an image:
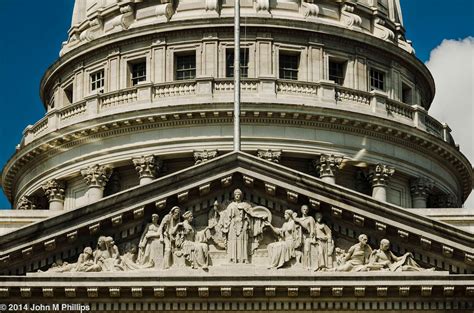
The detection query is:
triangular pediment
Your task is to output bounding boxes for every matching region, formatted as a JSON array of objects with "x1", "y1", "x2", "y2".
[{"x1": 0, "y1": 152, "x2": 472, "y2": 276}]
